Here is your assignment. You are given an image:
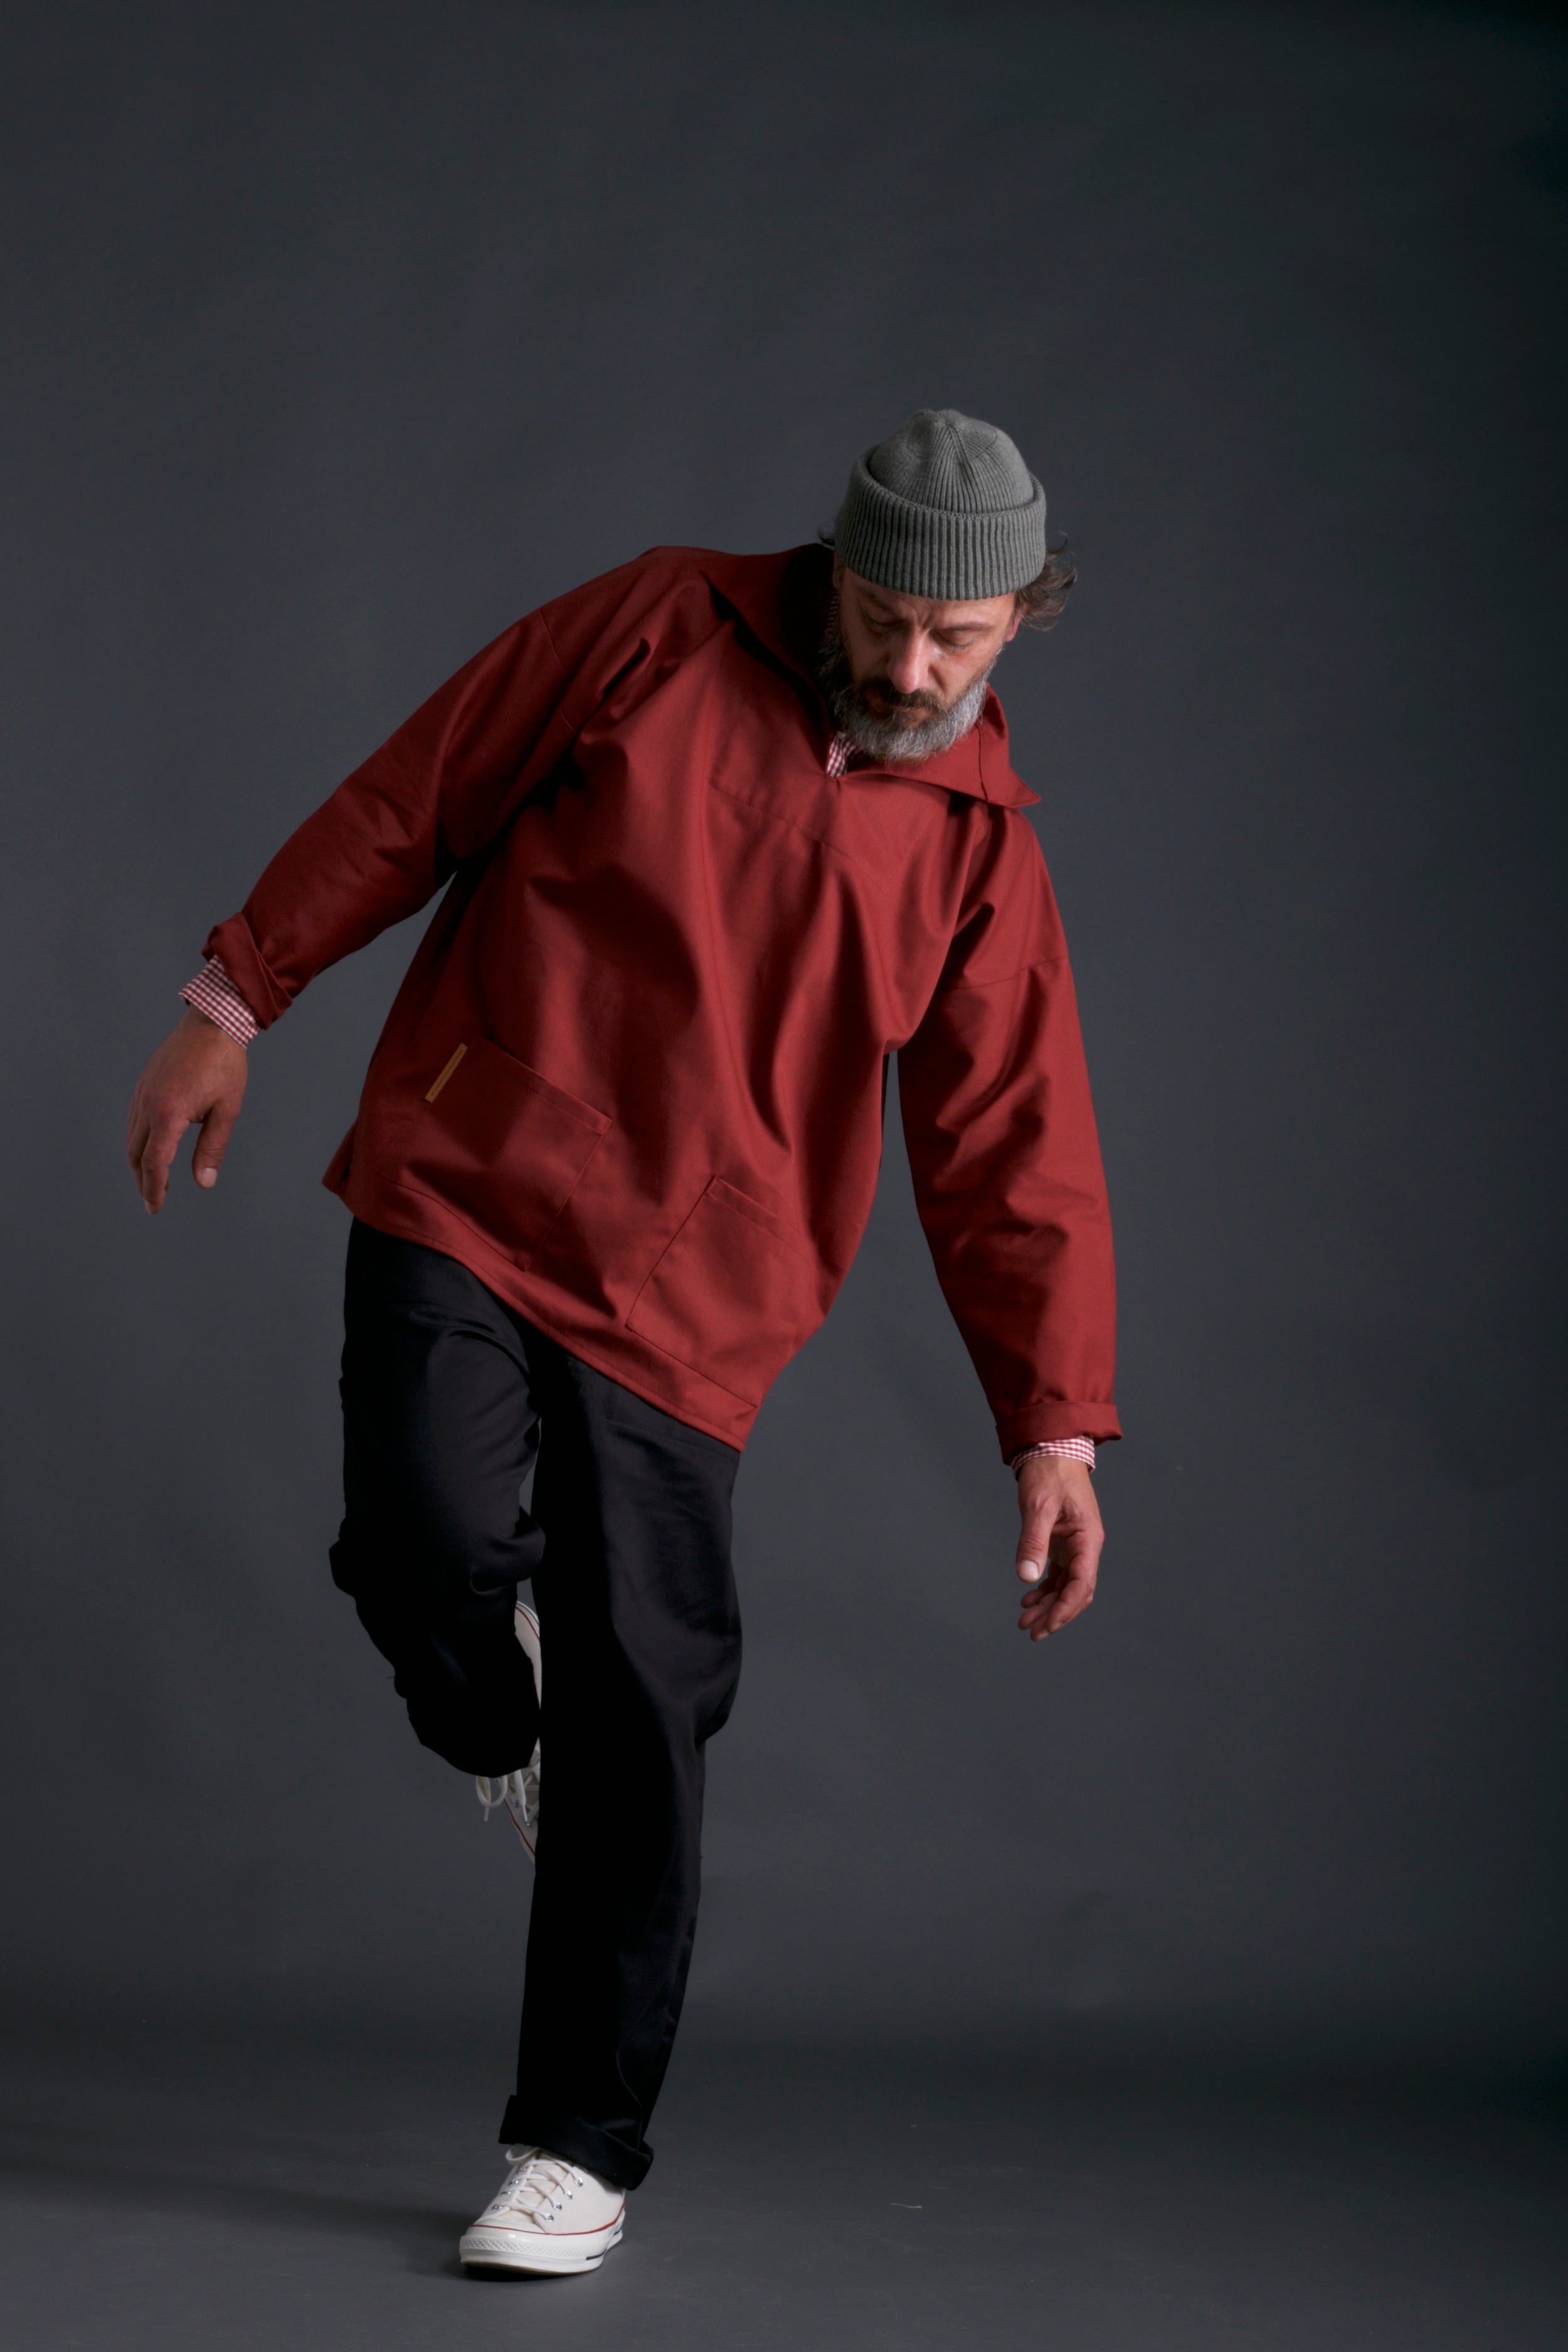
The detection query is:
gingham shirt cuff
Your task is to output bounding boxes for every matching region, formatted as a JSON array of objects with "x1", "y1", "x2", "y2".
[
  {"x1": 1010, "y1": 1438, "x2": 1096, "y2": 1474},
  {"x1": 180, "y1": 956, "x2": 259, "y2": 1046}
]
